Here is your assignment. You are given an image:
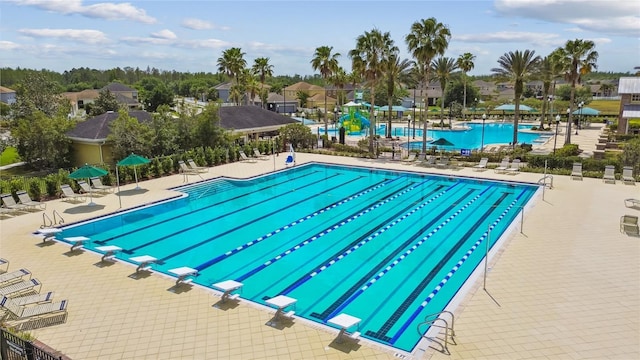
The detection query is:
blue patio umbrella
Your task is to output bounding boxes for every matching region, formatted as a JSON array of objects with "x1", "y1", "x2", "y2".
[
  {"x1": 494, "y1": 104, "x2": 535, "y2": 112},
  {"x1": 572, "y1": 106, "x2": 600, "y2": 116}
]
